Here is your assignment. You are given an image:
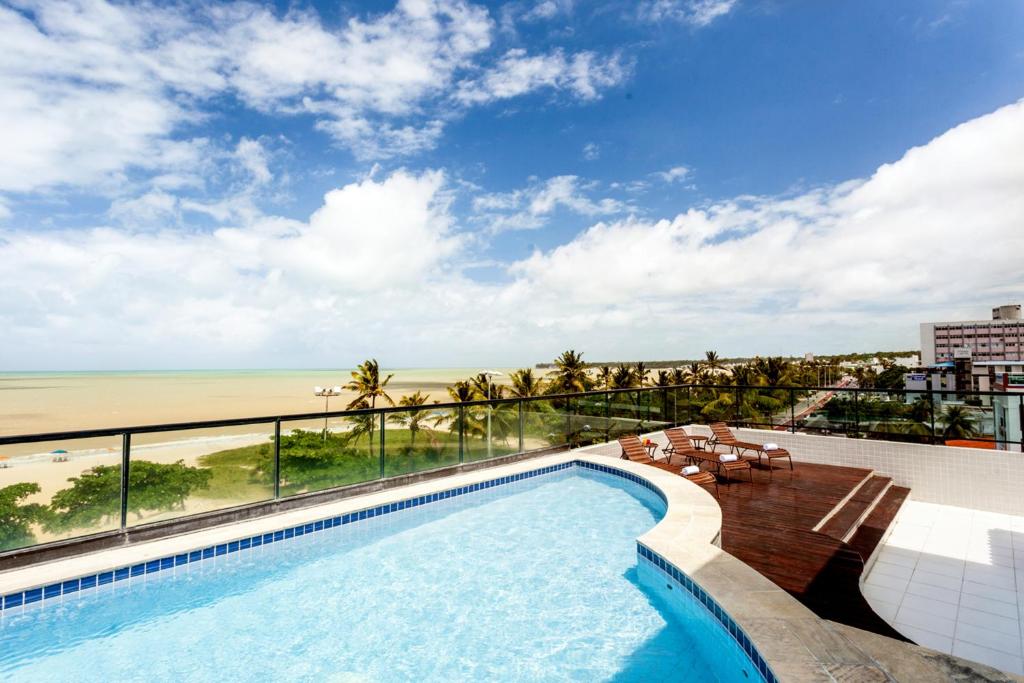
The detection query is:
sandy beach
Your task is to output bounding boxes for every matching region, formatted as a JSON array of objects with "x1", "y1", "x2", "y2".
[
  {"x1": 0, "y1": 369, "x2": 521, "y2": 536},
  {"x1": 0, "y1": 368, "x2": 515, "y2": 437}
]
